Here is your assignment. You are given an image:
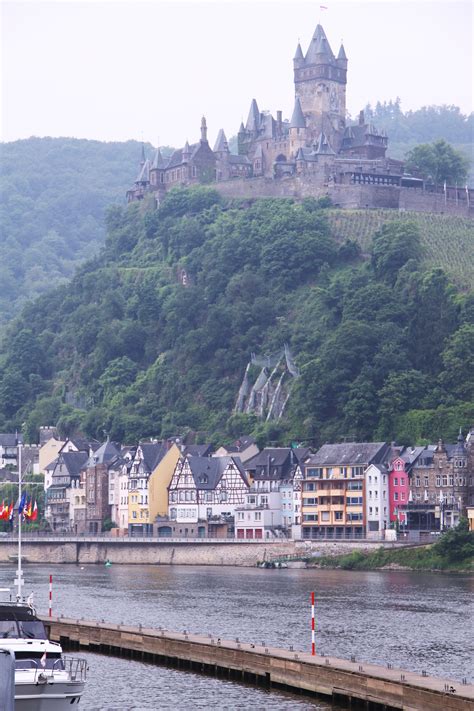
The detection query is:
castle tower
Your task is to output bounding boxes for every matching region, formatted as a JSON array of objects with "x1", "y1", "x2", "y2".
[{"x1": 294, "y1": 24, "x2": 347, "y2": 150}]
